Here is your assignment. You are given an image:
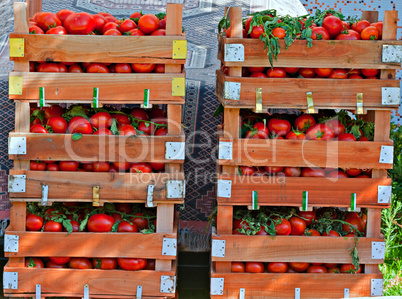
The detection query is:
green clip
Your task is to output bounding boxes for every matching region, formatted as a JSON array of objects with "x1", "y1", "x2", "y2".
[
  {"x1": 39, "y1": 87, "x2": 45, "y2": 107},
  {"x1": 350, "y1": 193, "x2": 357, "y2": 211},
  {"x1": 93, "y1": 87, "x2": 99, "y2": 108},
  {"x1": 302, "y1": 191, "x2": 308, "y2": 211},
  {"x1": 252, "y1": 191, "x2": 258, "y2": 210},
  {"x1": 144, "y1": 89, "x2": 150, "y2": 108}
]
